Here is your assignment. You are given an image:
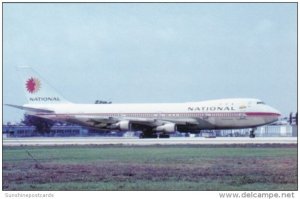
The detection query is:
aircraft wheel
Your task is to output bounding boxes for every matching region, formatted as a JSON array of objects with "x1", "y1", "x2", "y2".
[
  {"x1": 139, "y1": 132, "x2": 158, "y2": 139},
  {"x1": 159, "y1": 134, "x2": 170, "y2": 138},
  {"x1": 249, "y1": 129, "x2": 256, "y2": 138}
]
